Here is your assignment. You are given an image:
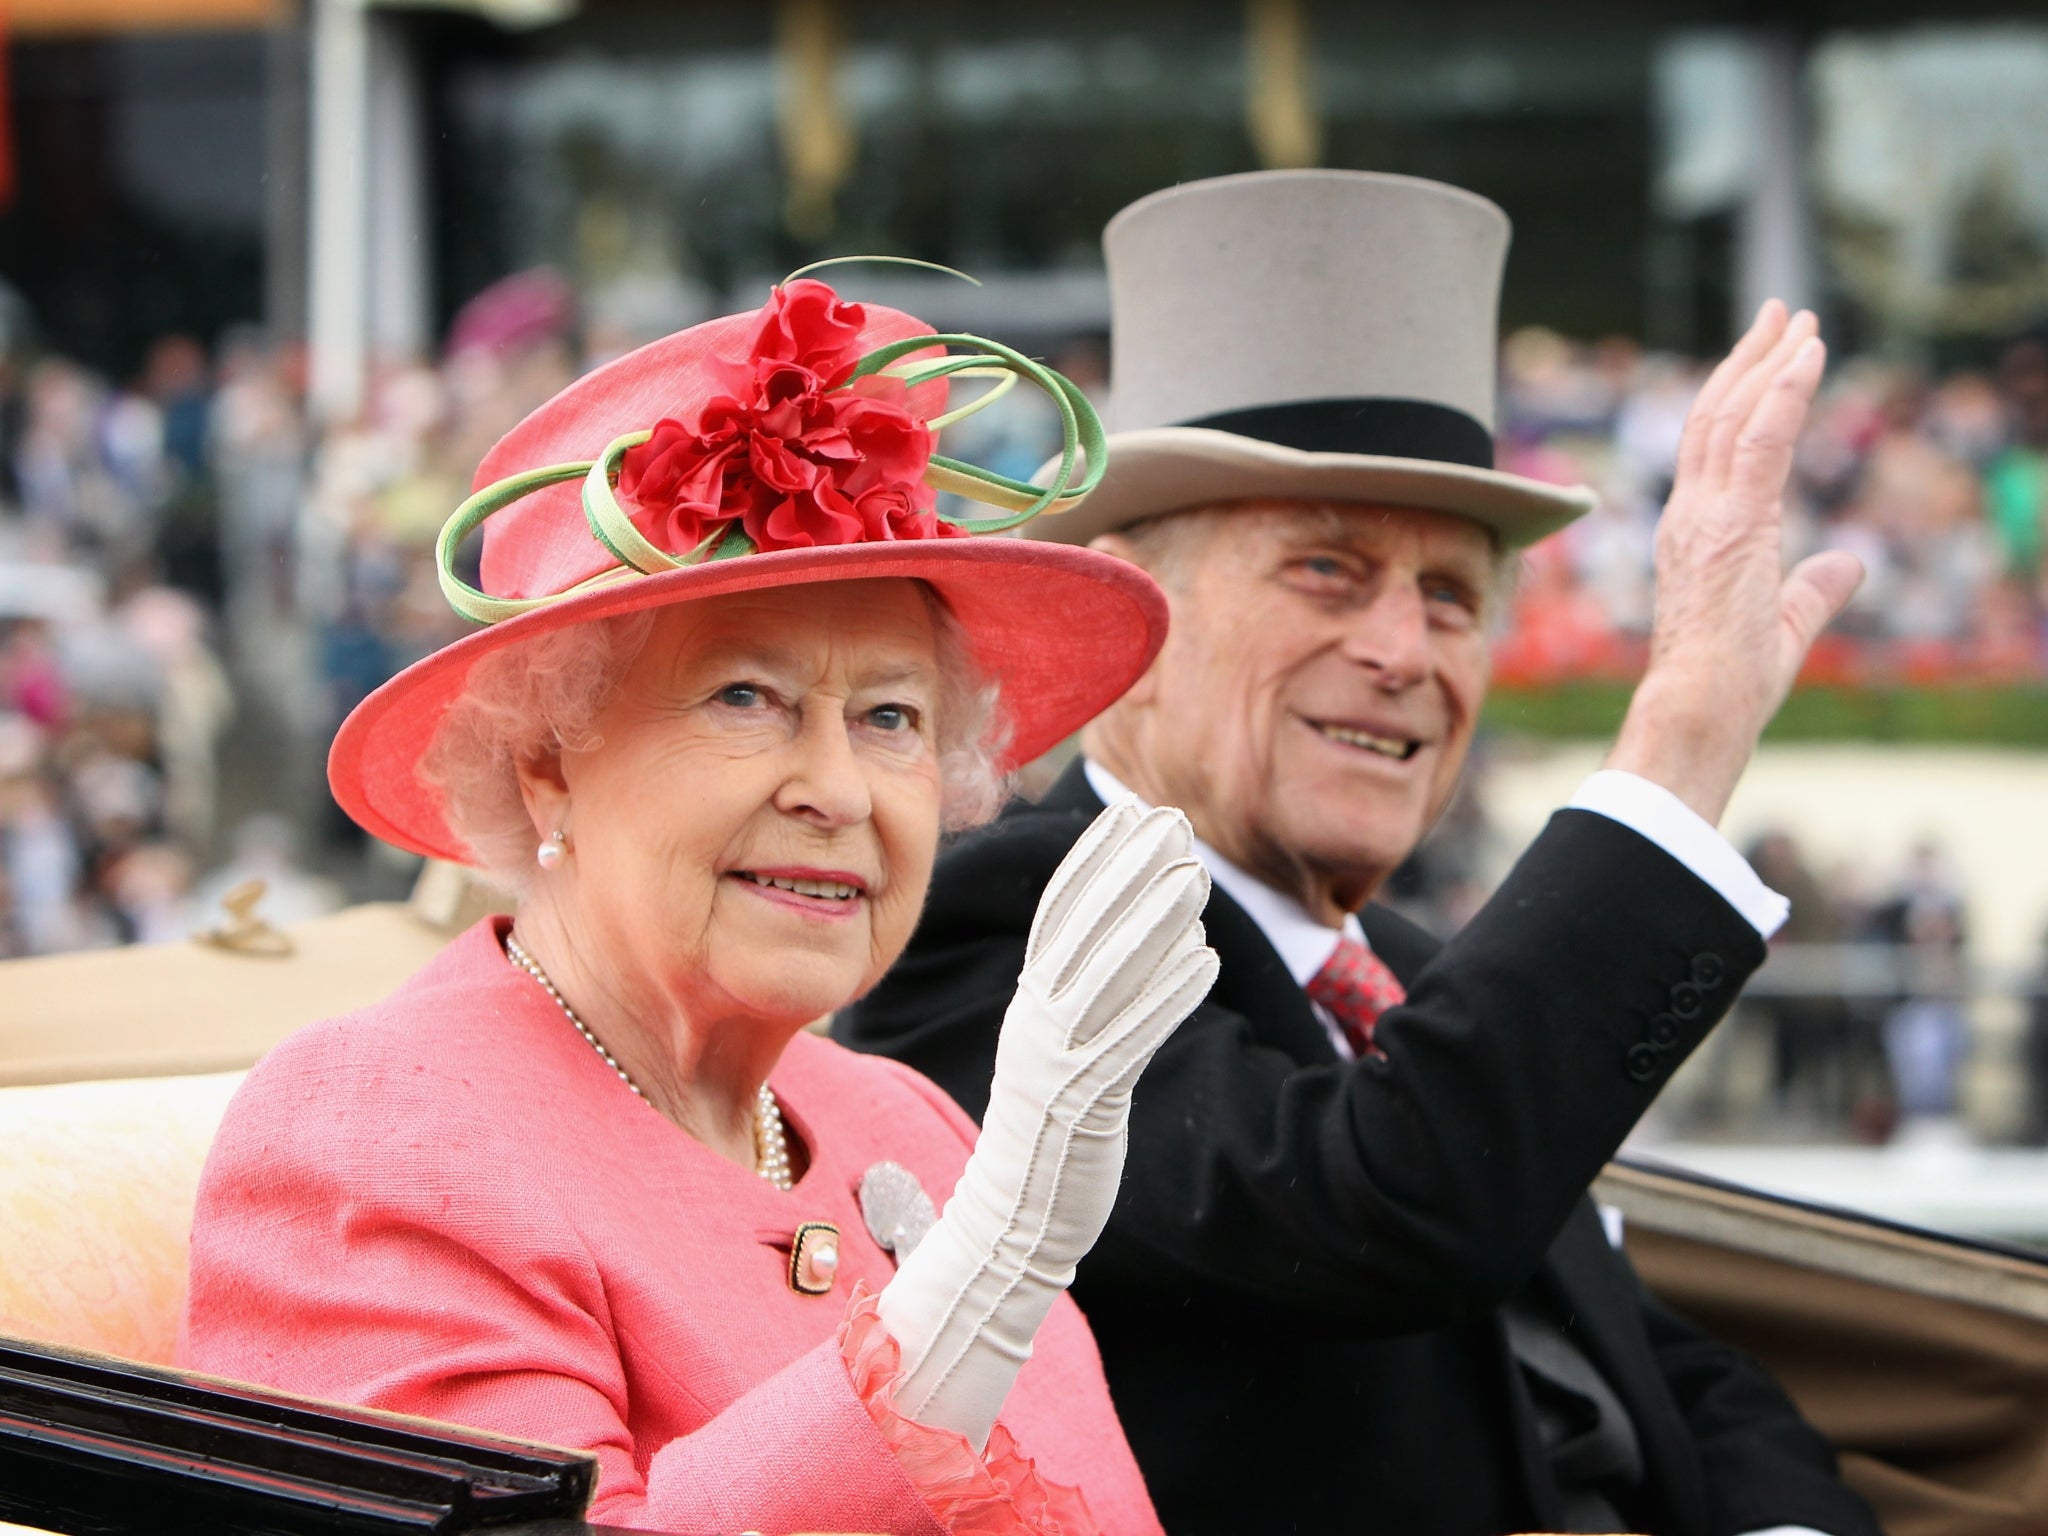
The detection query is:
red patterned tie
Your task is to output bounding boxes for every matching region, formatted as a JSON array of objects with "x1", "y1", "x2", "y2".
[{"x1": 1306, "y1": 937, "x2": 1406, "y2": 1060}]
